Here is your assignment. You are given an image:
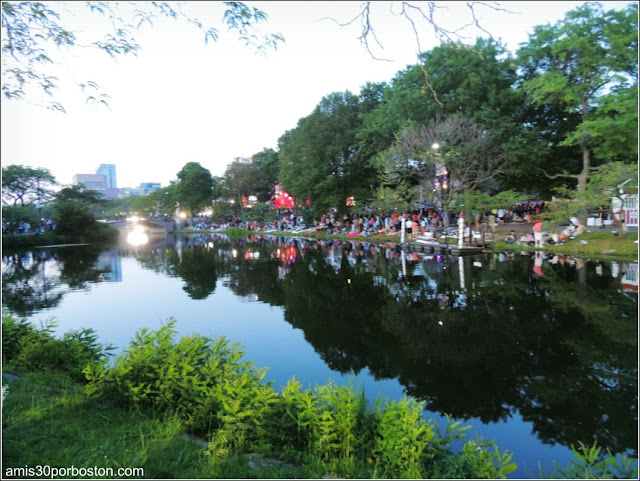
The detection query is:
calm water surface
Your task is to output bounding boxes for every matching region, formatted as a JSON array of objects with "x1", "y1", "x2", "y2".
[{"x1": 2, "y1": 232, "x2": 638, "y2": 478}]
